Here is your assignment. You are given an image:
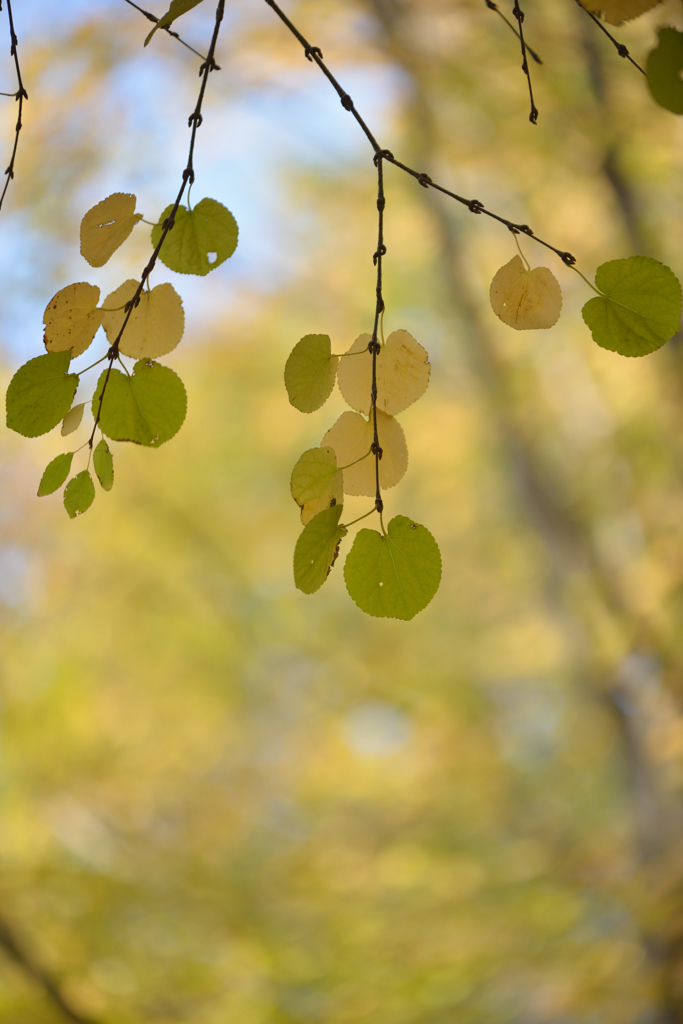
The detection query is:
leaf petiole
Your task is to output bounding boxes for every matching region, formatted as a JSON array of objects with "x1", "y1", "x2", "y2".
[
  {"x1": 342, "y1": 507, "x2": 377, "y2": 529},
  {"x1": 338, "y1": 448, "x2": 372, "y2": 471},
  {"x1": 571, "y1": 265, "x2": 603, "y2": 296}
]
